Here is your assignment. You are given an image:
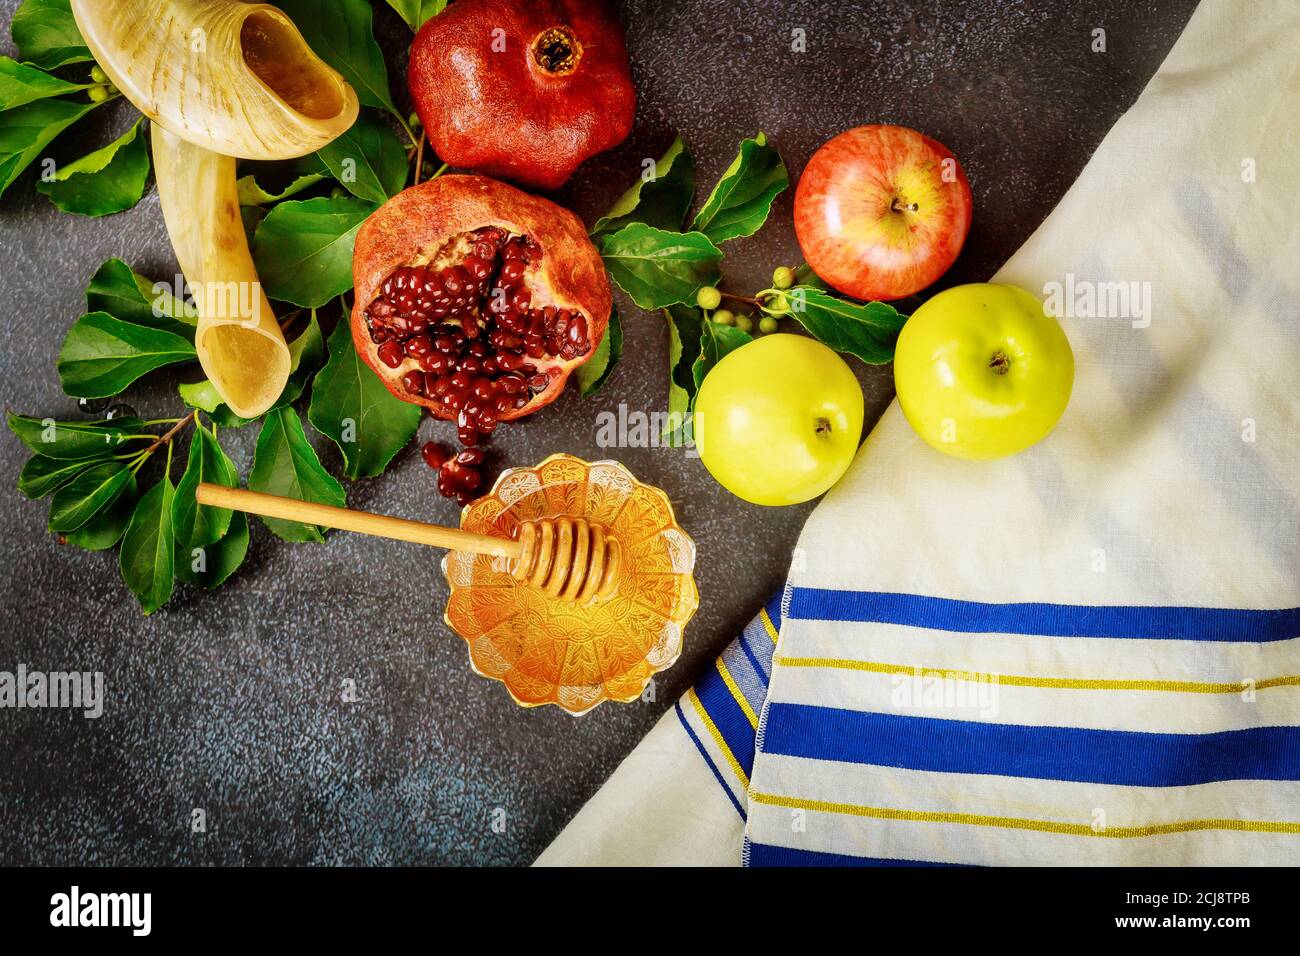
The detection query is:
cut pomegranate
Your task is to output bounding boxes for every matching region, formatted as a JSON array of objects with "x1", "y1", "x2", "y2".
[{"x1": 352, "y1": 174, "x2": 611, "y2": 503}]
